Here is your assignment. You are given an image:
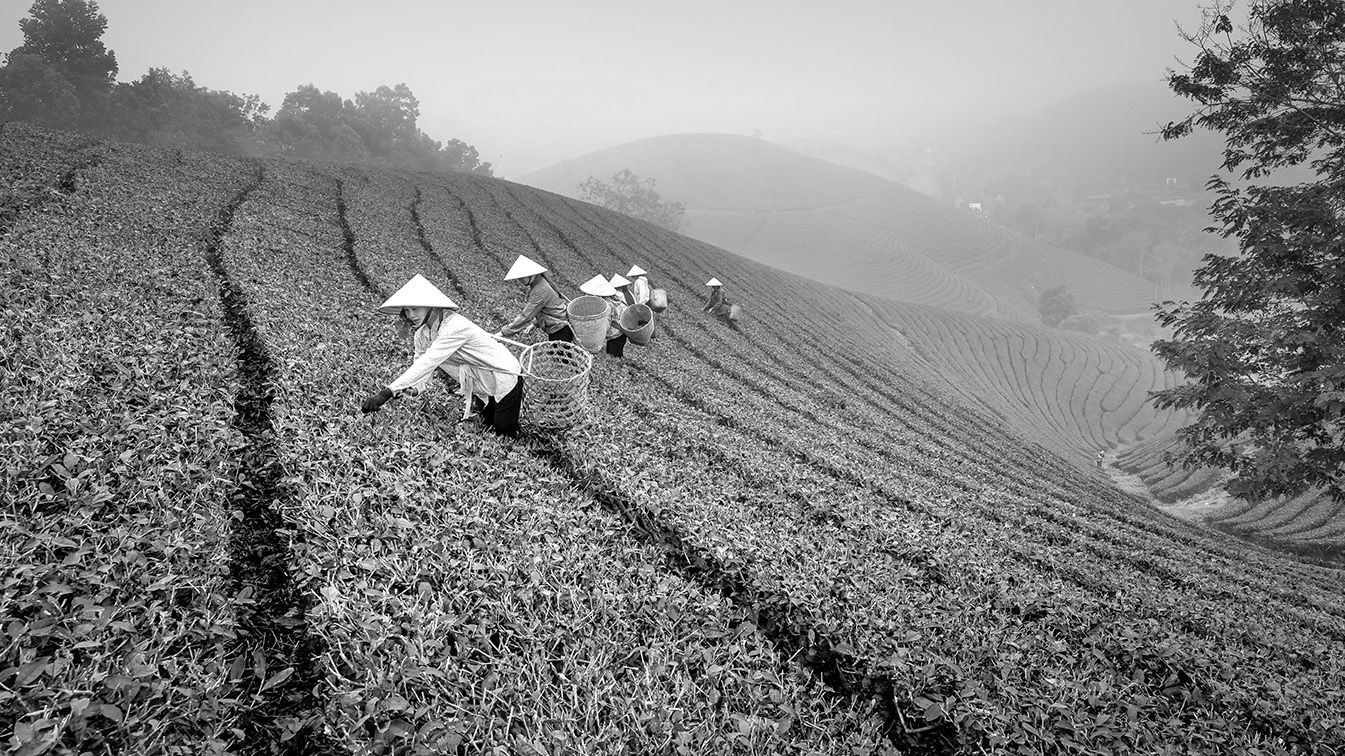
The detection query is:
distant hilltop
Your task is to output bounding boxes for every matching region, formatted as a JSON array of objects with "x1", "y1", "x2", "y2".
[{"x1": 520, "y1": 133, "x2": 1187, "y2": 325}]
